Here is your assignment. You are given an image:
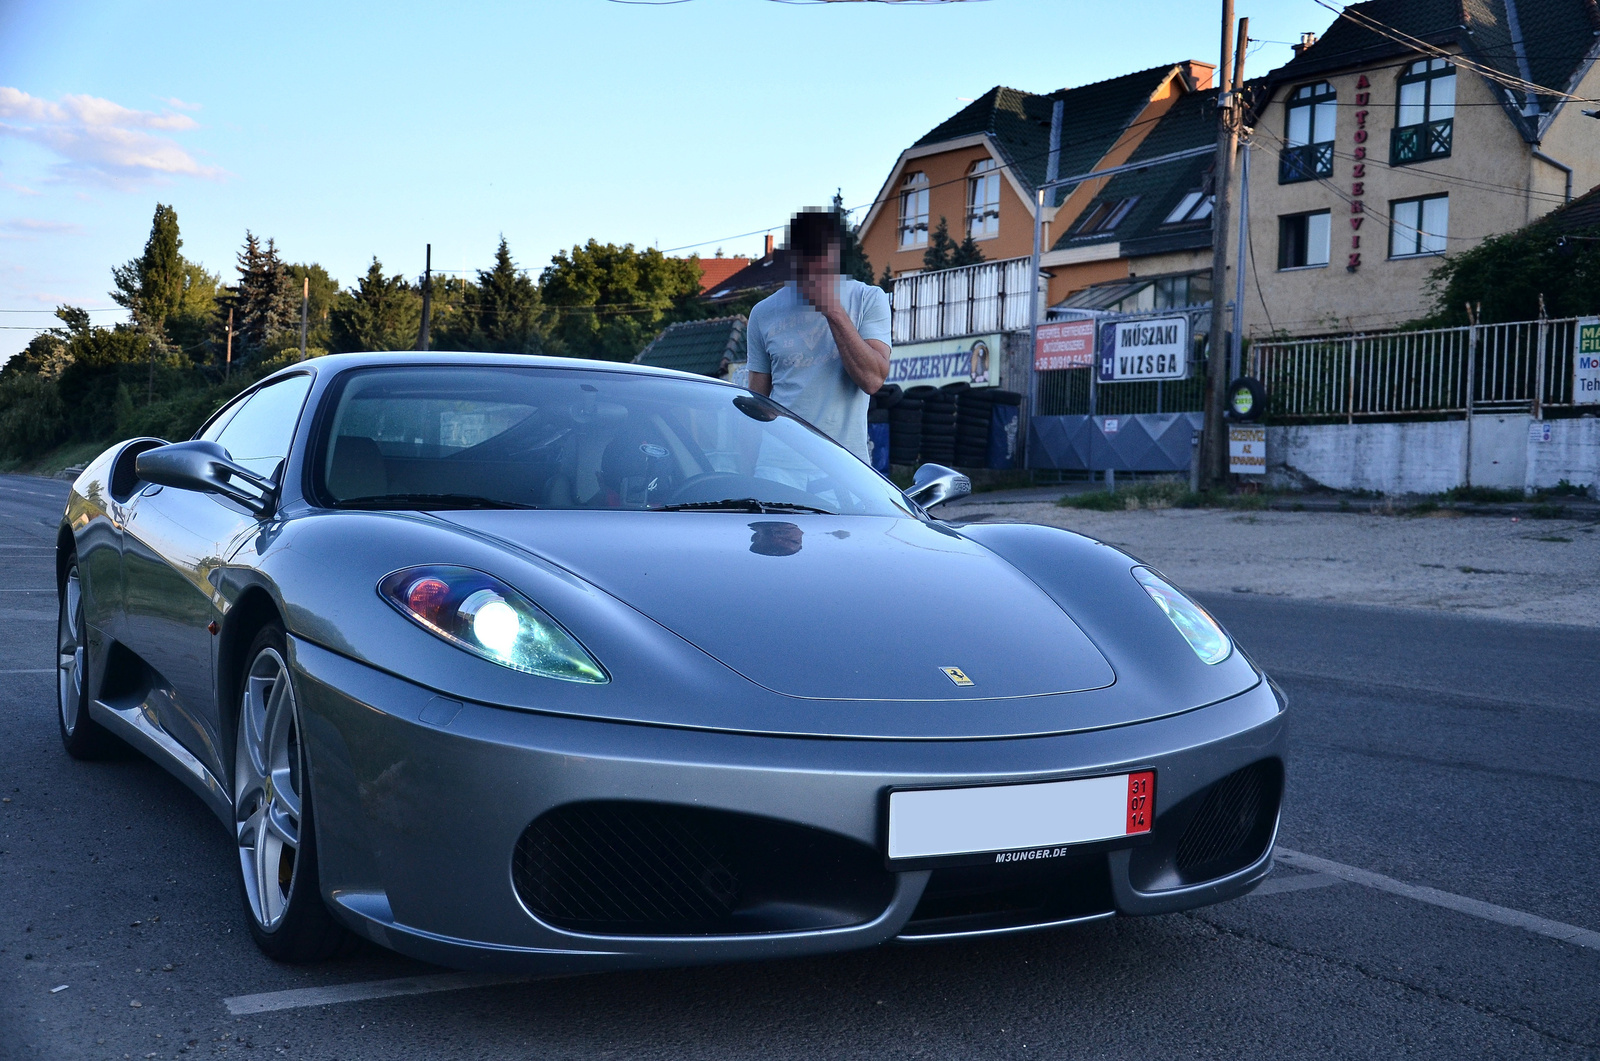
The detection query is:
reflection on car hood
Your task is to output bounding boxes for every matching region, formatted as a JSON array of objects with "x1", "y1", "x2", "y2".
[{"x1": 434, "y1": 511, "x2": 1114, "y2": 701}]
